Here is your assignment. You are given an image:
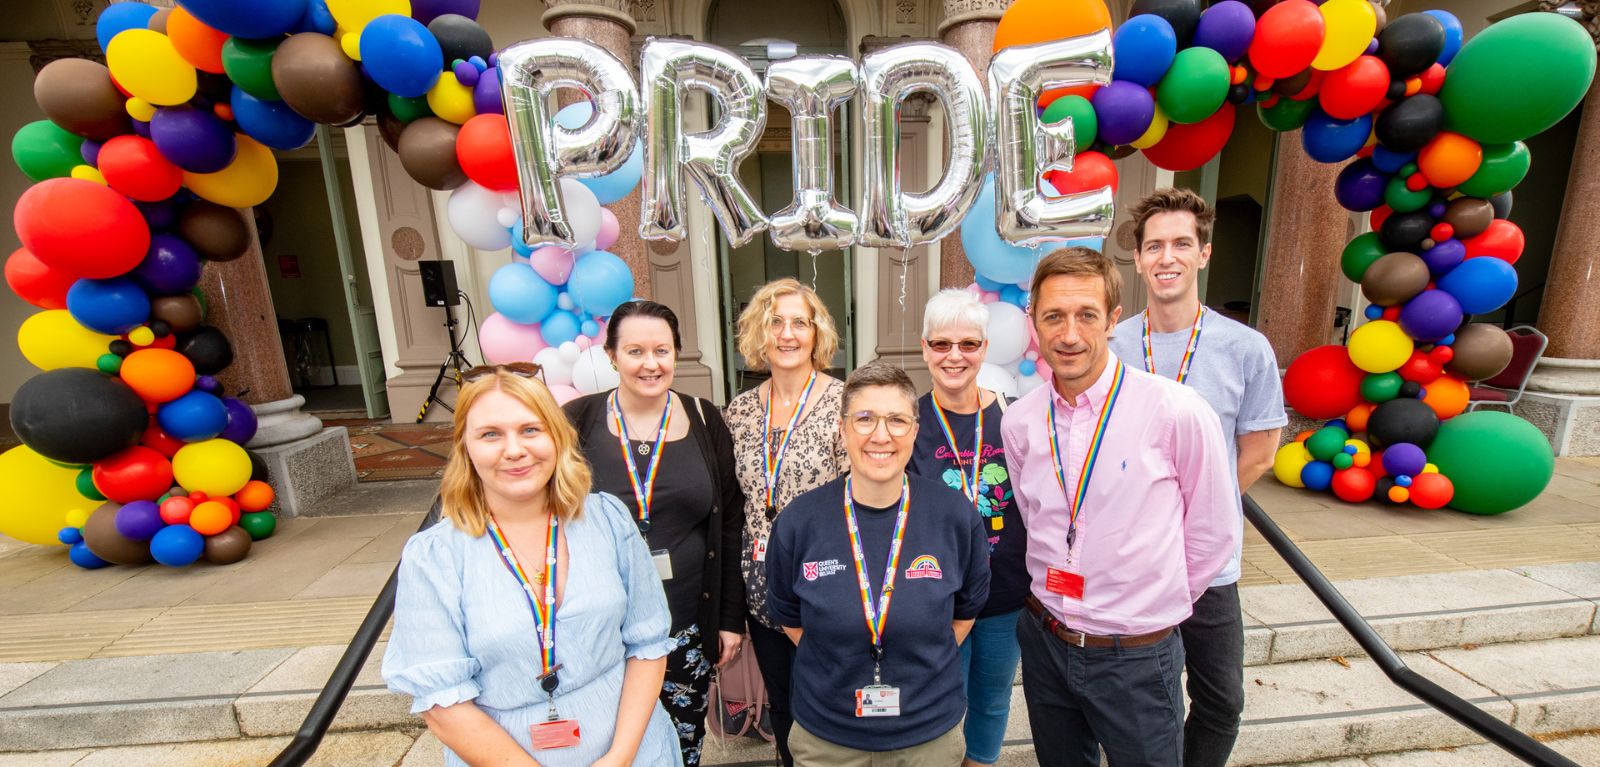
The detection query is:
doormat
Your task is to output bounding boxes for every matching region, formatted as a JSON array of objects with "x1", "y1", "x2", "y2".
[{"x1": 328, "y1": 418, "x2": 453, "y2": 483}]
